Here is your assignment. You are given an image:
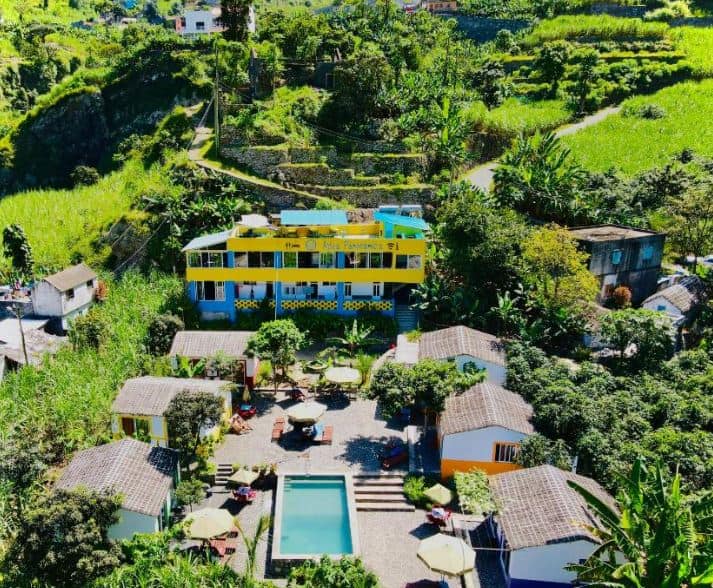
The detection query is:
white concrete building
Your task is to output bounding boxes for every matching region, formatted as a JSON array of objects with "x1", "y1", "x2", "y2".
[
  {"x1": 176, "y1": 5, "x2": 255, "y2": 37},
  {"x1": 111, "y1": 376, "x2": 233, "y2": 447},
  {"x1": 489, "y1": 465, "x2": 615, "y2": 588},
  {"x1": 642, "y1": 275, "x2": 704, "y2": 328},
  {"x1": 55, "y1": 438, "x2": 179, "y2": 540},
  {"x1": 31, "y1": 263, "x2": 97, "y2": 332},
  {"x1": 439, "y1": 383, "x2": 534, "y2": 478},
  {"x1": 169, "y1": 330, "x2": 259, "y2": 387},
  {"x1": 395, "y1": 325, "x2": 507, "y2": 385}
]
